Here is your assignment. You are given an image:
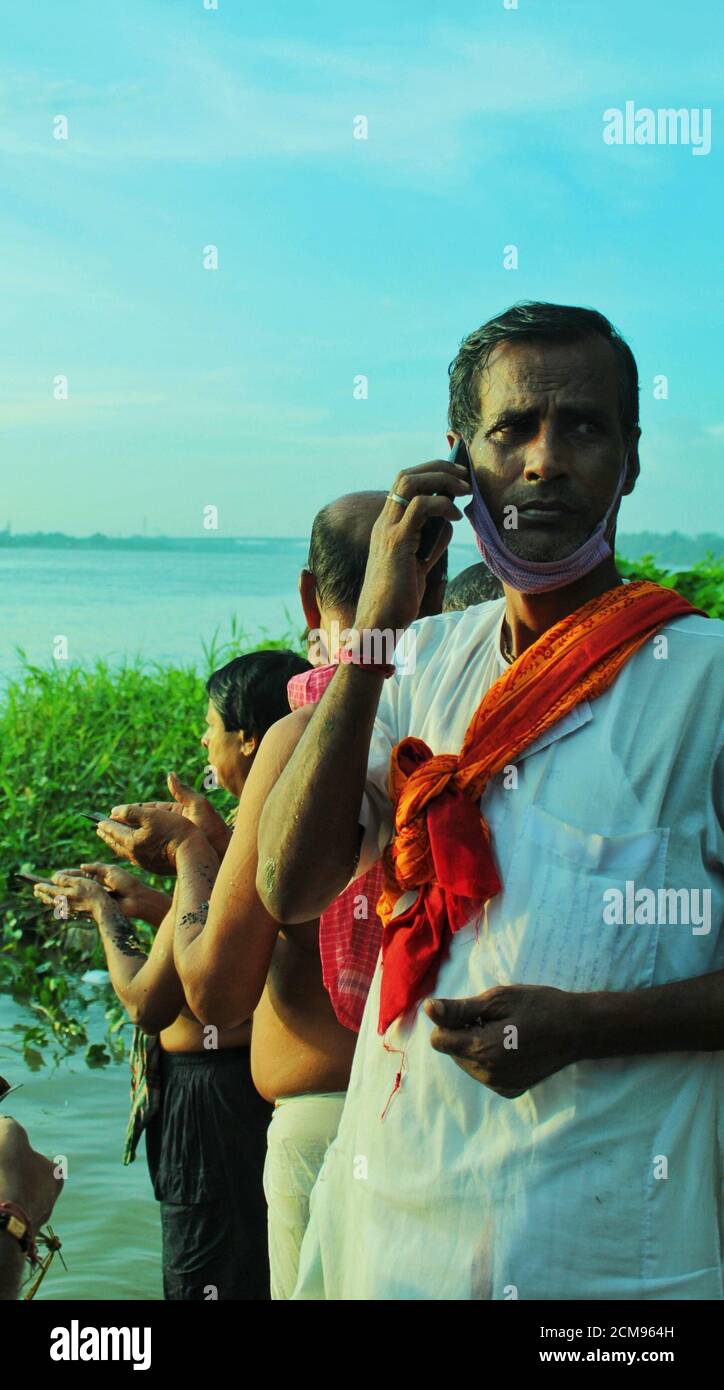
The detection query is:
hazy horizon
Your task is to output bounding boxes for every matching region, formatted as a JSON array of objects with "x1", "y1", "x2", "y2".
[{"x1": 3, "y1": 525, "x2": 721, "y2": 544}]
